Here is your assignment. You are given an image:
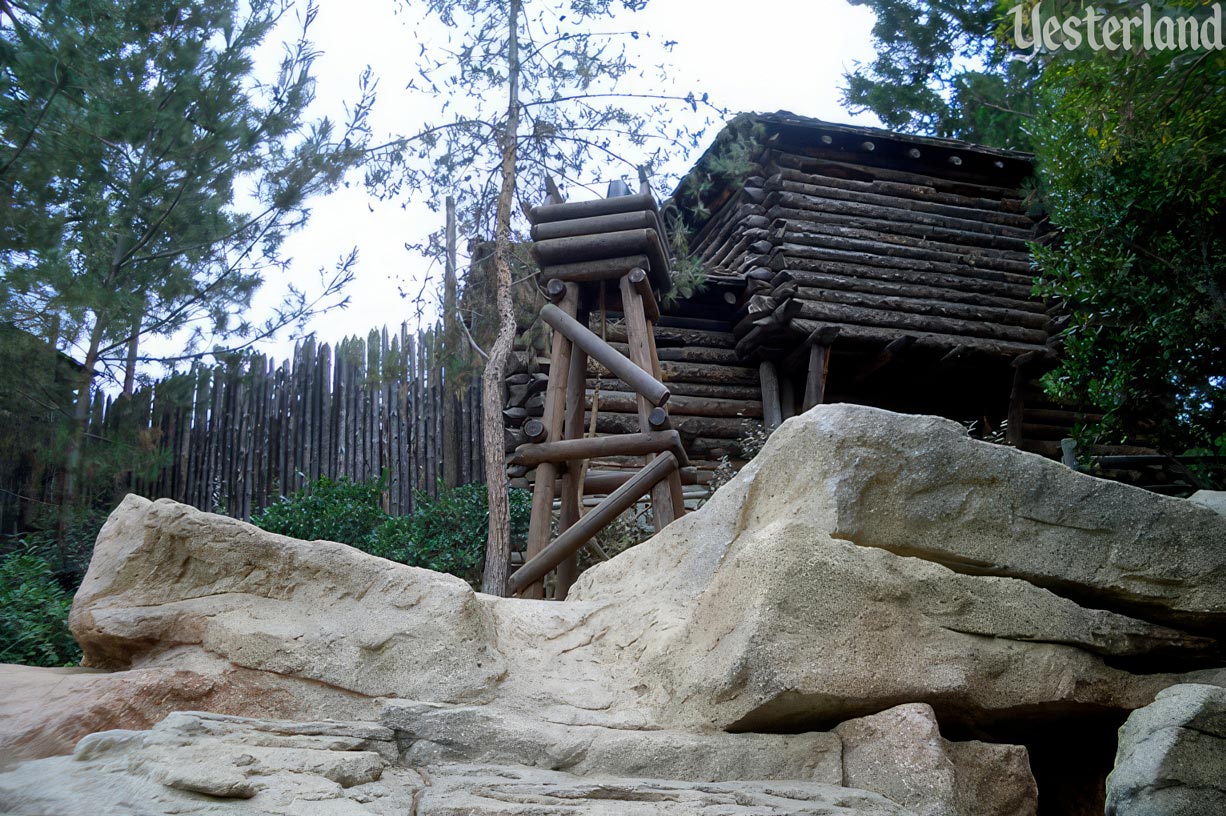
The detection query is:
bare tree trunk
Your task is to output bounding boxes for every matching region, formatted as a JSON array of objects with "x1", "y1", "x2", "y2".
[
  {"x1": 443, "y1": 196, "x2": 460, "y2": 490},
  {"x1": 122, "y1": 312, "x2": 141, "y2": 396},
  {"x1": 480, "y1": 0, "x2": 521, "y2": 597}
]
